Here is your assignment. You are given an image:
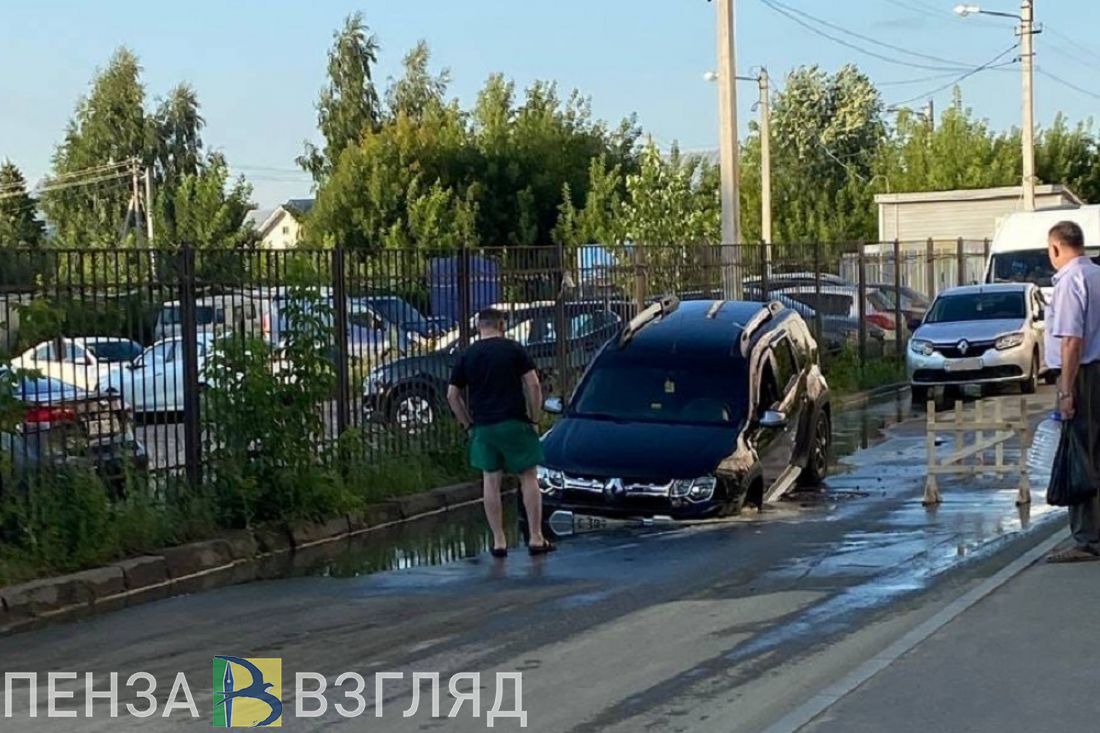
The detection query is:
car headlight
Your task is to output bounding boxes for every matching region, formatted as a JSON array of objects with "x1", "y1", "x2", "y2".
[
  {"x1": 672, "y1": 476, "x2": 717, "y2": 502},
  {"x1": 909, "y1": 339, "x2": 934, "y2": 356},
  {"x1": 537, "y1": 467, "x2": 564, "y2": 493},
  {"x1": 995, "y1": 332, "x2": 1025, "y2": 350}
]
